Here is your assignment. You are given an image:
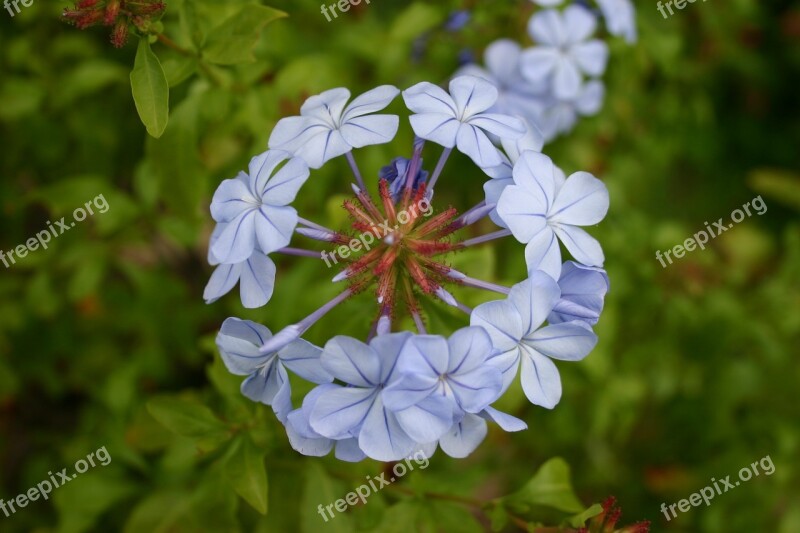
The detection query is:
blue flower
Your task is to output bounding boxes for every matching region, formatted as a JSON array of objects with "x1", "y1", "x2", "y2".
[
  {"x1": 379, "y1": 157, "x2": 429, "y2": 202},
  {"x1": 210, "y1": 151, "x2": 309, "y2": 264},
  {"x1": 536, "y1": 80, "x2": 605, "y2": 142},
  {"x1": 471, "y1": 272, "x2": 599, "y2": 409},
  {"x1": 204, "y1": 224, "x2": 277, "y2": 308},
  {"x1": 497, "y1": 151, "x2": 609, "y2": 279},
  {"x1": 308, "y1": 333, "x2": 436, "y2": 461},
  {"x1": 549, "y1": 261, "x2": 610, "y2": 326},
  {"x1": 216, "y1": 318, "x2": 332, "y2": 422},
  {"x1": 521, "y1": 6, "x2": 608, "y2": 100},
  {"x1": 403, "y1": 76, "x2": 526, "y2": 168},
  {"x1": 596, "y1": 0, "x2": 637, "y2": 43},
  {"x1": 268, "y1": 86, "x2": 400, "y2": 169},
  {"x1": 457, "y1": 39, "x2": 549, "y2": 122}
]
